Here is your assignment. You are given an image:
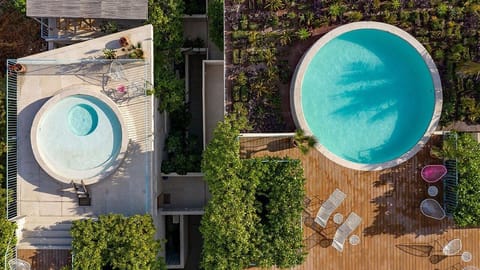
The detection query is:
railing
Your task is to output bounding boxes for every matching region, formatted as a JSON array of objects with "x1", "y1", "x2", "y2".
[
  {"x1": 442, "y1": 132, "x2": 458, "y2": 217},
  {"x1": 6, "y1": 60, "x2": 18, "y2": 220},
  {"x1": 3, "y1": 224, "x2": 16, "y2": 270},
  {"x1": 40, "y1": 18, "x2": 49, "y2": 40}
]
